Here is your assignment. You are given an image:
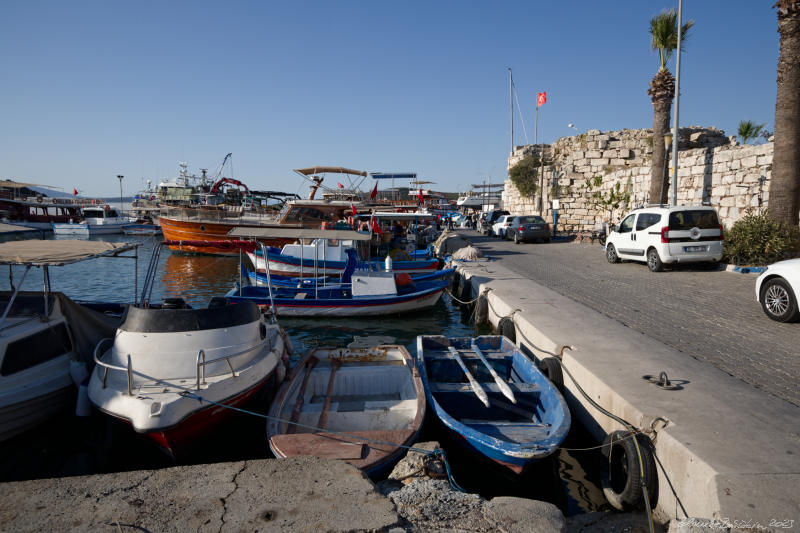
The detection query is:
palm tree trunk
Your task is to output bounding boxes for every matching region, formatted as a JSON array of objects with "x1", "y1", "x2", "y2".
[
  {"x1": 648, "y1": 70, "x2": 675, "y2": 204},
  {"x1": 771, "y1": 0, "x2": 800, "y2": 227}
]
